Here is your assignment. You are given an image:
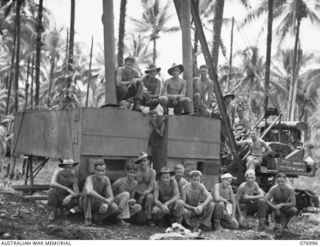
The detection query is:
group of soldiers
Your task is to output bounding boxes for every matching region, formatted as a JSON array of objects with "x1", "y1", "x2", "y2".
[
  {"x1": 48, "y1": 151, "x2": 298, "y2": 232},
  {"x1": 115, "y1": 56, "x2": 225, "y2": 116}
]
